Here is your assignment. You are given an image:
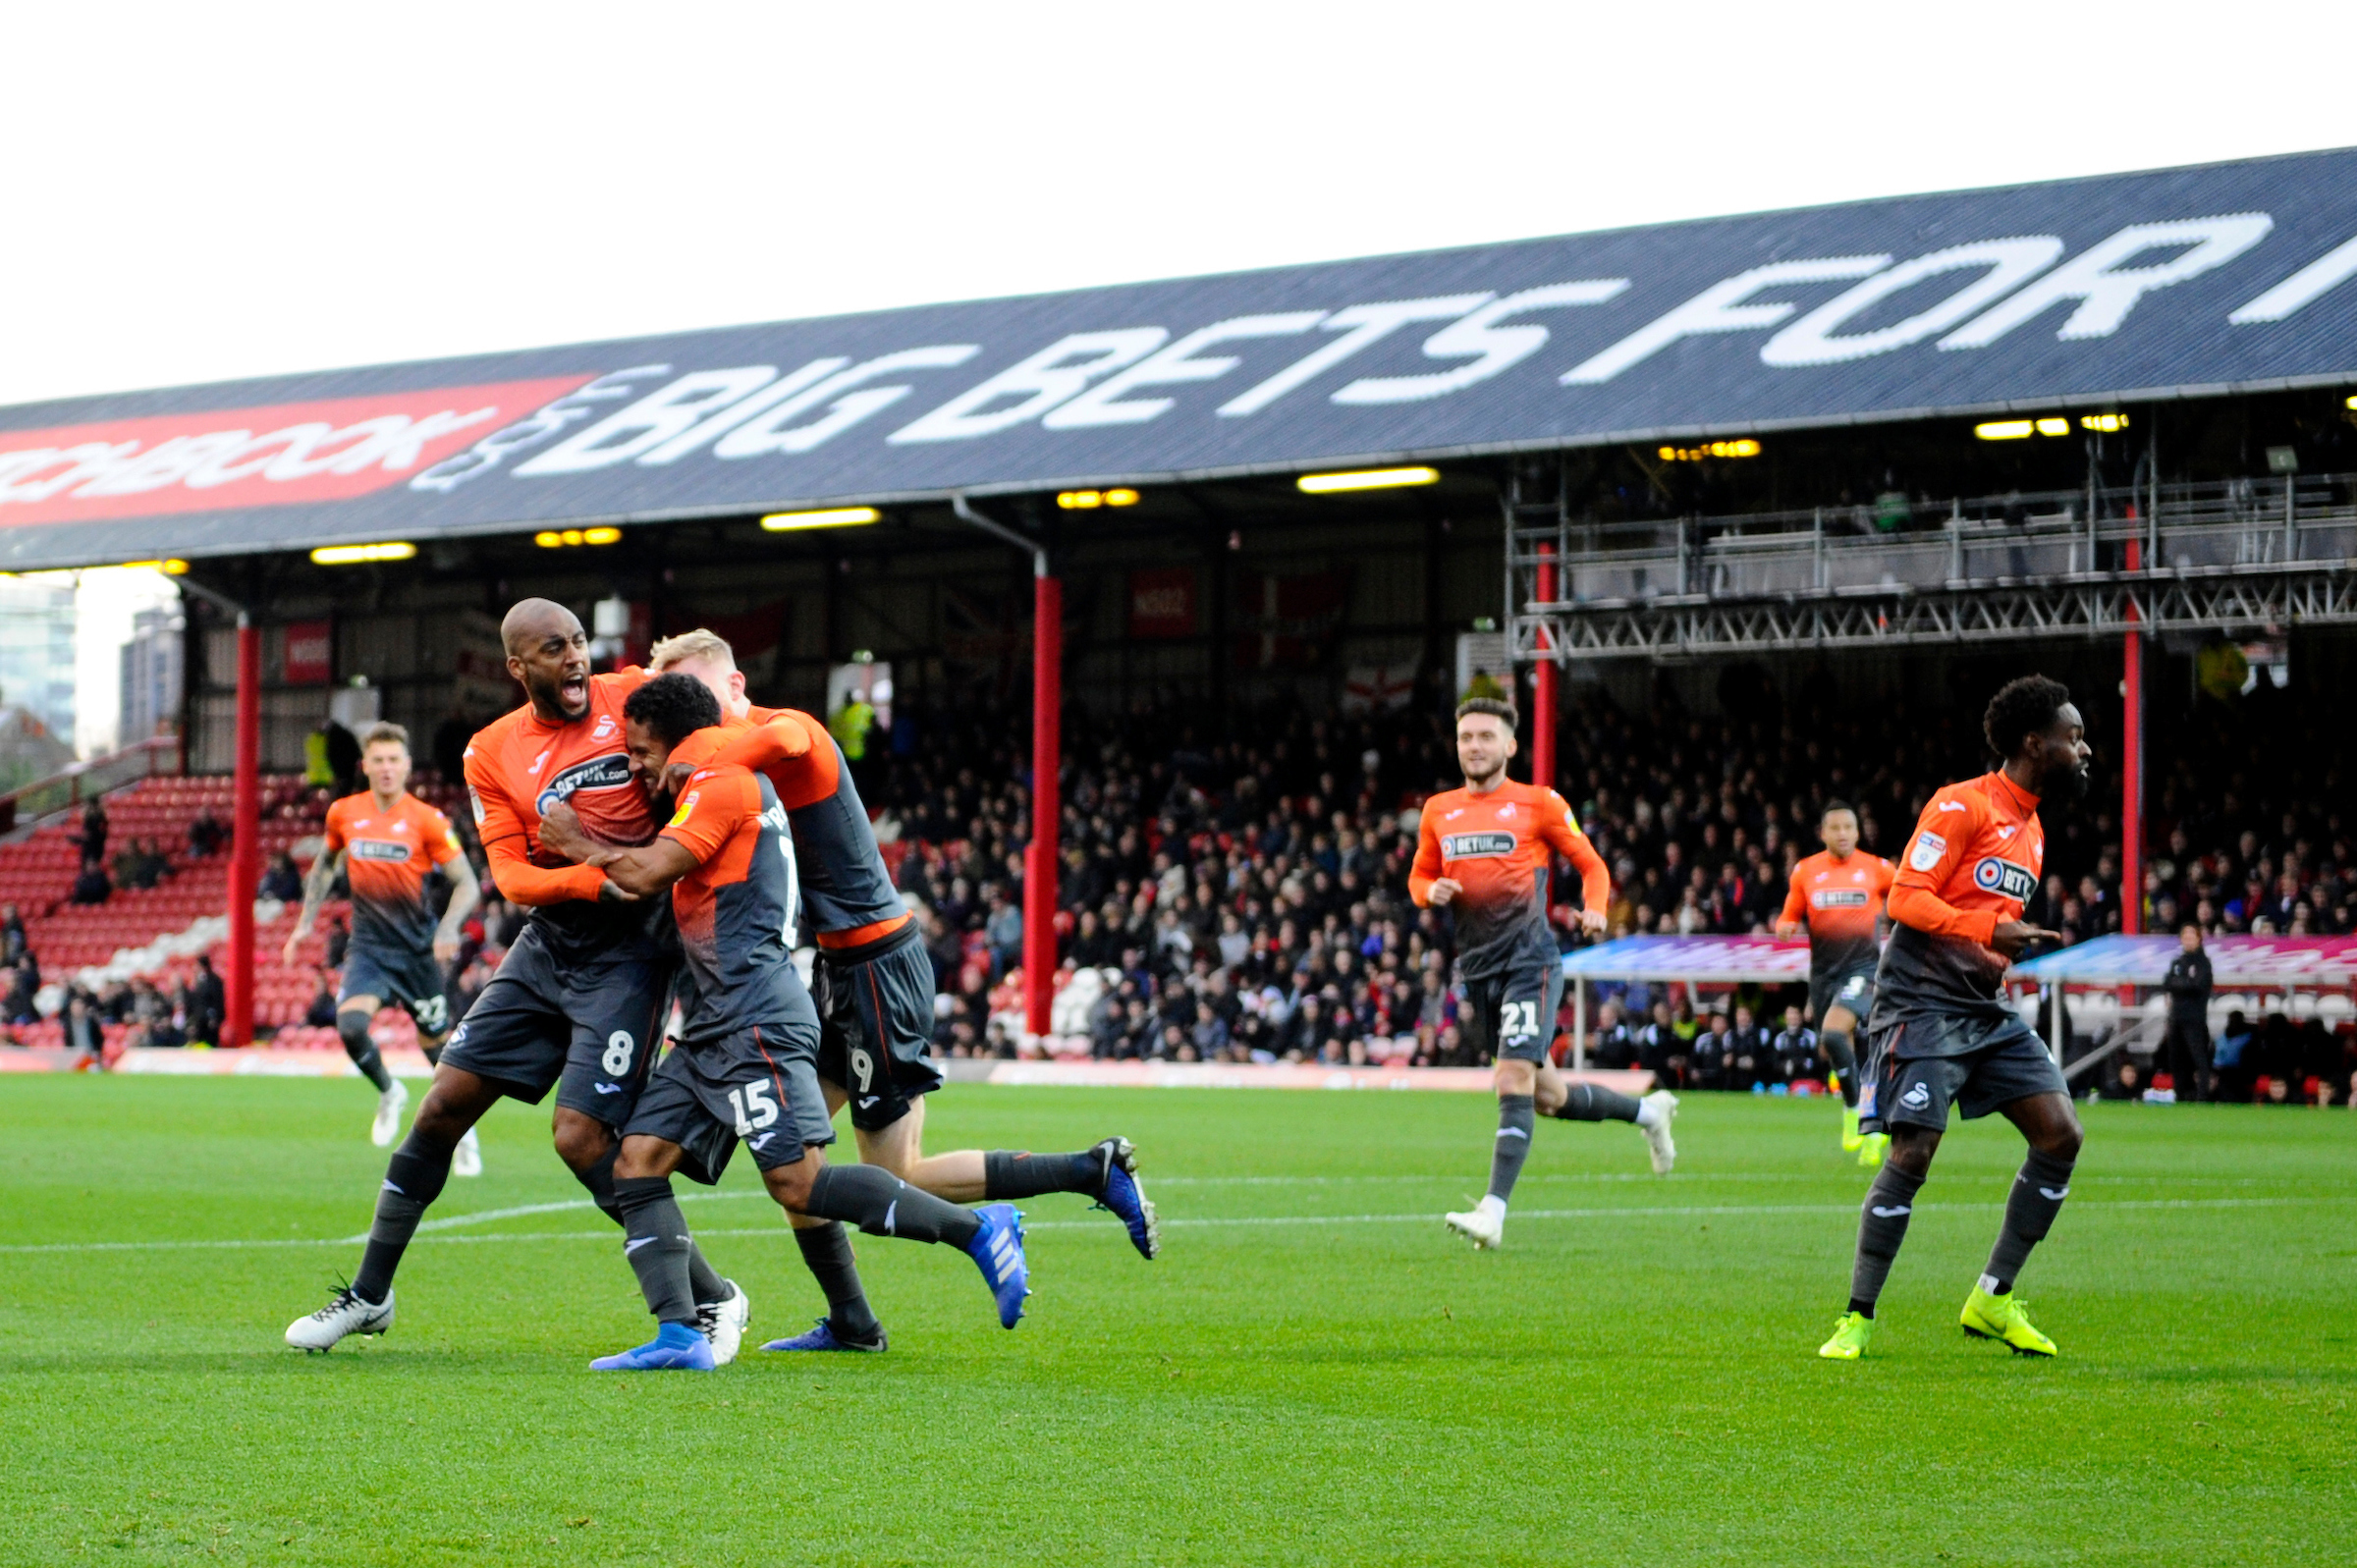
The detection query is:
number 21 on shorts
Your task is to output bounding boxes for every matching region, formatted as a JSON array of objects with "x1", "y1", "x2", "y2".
[
  {"x1": 728, "y1": 1080, "x2": 781, "y2": 1137},
  {"x1": 1501, "y1": 999, "x2": 1541, "y2": 1041}
]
